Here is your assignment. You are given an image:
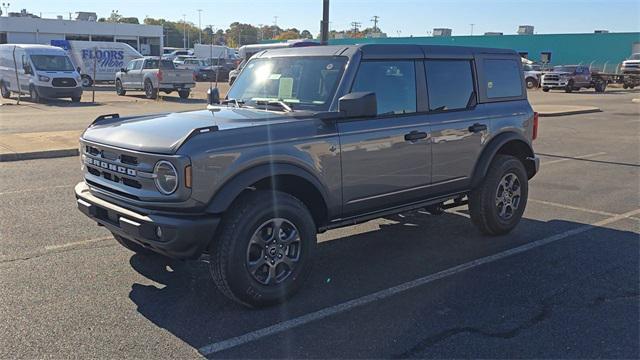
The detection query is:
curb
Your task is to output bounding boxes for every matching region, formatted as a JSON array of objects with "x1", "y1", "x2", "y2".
[
  {"x1": 537, "y1": 108, "x2": 602, "y2": 117},
  {"x1": 0, "y1": 148, "x2": 79, "y2": 162}
]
